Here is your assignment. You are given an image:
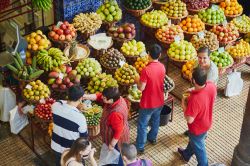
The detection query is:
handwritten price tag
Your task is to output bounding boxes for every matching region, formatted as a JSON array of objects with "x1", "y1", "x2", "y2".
[
  {"x1": 168, "y1": 19, "x2": 172, "y2": 26},
  {"x1": 211, "y1": 5, "x2": 219, "y2": 11},
  {"x1": 56, "y1": 21, "x2": 63, "y2": 28},
  {"x1": 58, "y1": 73, "x2": 64, "y2": 79},
  {"x1": 222, "y1": 20, "x2": 228, "y2": 27},
  {"x1": 174, "y1": 35, "x2": 181, "y2": 43},
  {"x1": 198, "y1": 31, "x2": 205, "y2": 39},
  {"x1": 119, "y1": 60, "x2": 126, "y2": 67},
  {"x1": 39, "y1": 98, "x2": 46, "y2": 104},
  {"x1": 140, "y1": 51, "x2": 147, "y2": 57},
  {"x1": 25, "y1": 84, "x2": 32, "y2": 90},
  {"x1": 218, "y1": 47, "x2": 225, "y2": 53}
]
